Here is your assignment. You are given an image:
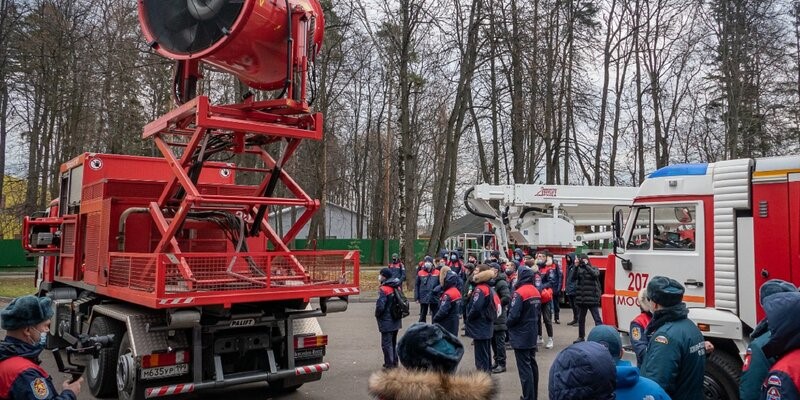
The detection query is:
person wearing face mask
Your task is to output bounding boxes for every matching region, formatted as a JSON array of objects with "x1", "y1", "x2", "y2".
[
  {"x1": 533, "y1": 252, "x2": 554, "y2": 349},
  {"x1": 387, "y1": 253, "x2": 406, "y2": 284},
  {"x1": 446, "y1": 251, "x2": 466, "y2": 285},
  {"x1": 0, "y1": 295, "x2": 83, "y2": 400},
  {"x1": 415, "y1": 260, "x2": 441, "y2": 323}
]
